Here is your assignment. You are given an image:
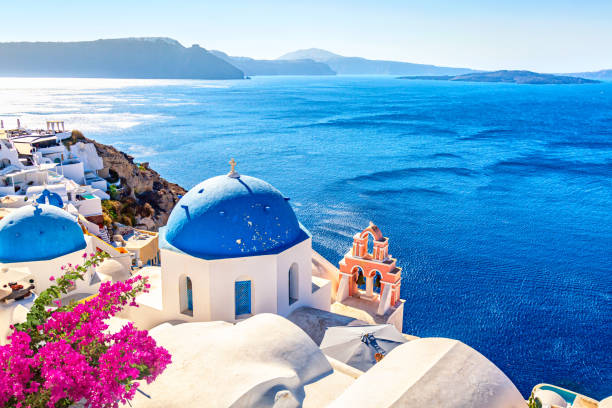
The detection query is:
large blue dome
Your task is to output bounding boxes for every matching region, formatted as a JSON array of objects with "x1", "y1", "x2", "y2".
[
  {"x1": 0, "y1": 204, "x2": 87, "y2": 263},
  {"x1": 162, "y1": 174, "x2": 305, "y2": 259}
]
